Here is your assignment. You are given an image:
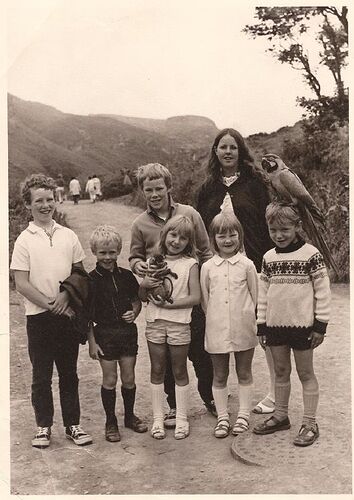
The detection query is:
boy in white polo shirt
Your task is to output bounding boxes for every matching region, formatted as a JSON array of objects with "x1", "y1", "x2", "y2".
[{"x1": 10, "y1": 173, "x2": 92, "y2": 448}]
